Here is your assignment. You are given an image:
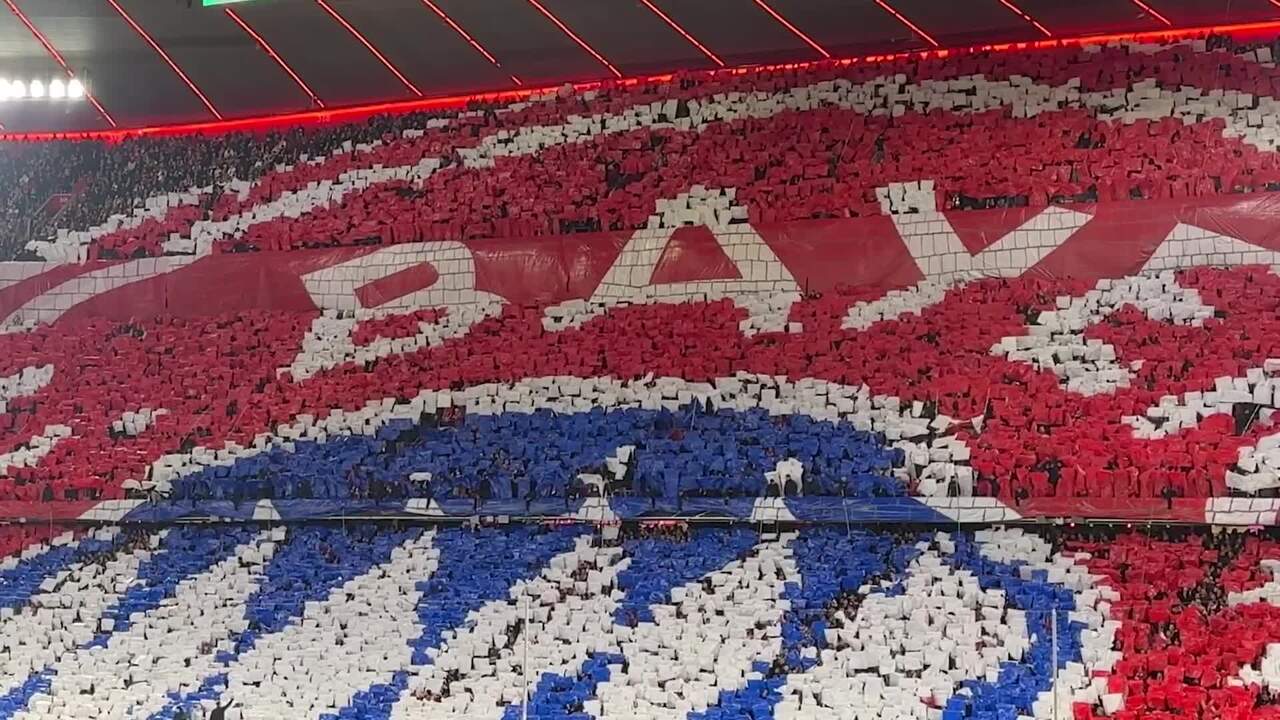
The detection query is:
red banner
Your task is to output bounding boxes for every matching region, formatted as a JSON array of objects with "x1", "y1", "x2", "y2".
[{"x1": 2, "y1": 193, "x2": 1277, "y2": 326}]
